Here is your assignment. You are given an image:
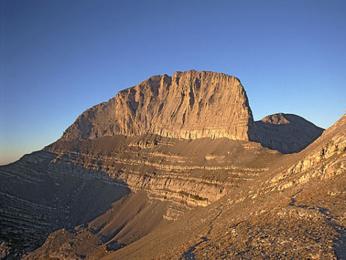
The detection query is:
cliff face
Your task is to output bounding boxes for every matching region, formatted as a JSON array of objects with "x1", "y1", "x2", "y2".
[{"x1": 62, "y1": 70, "x2": 254, "y2": 141}]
